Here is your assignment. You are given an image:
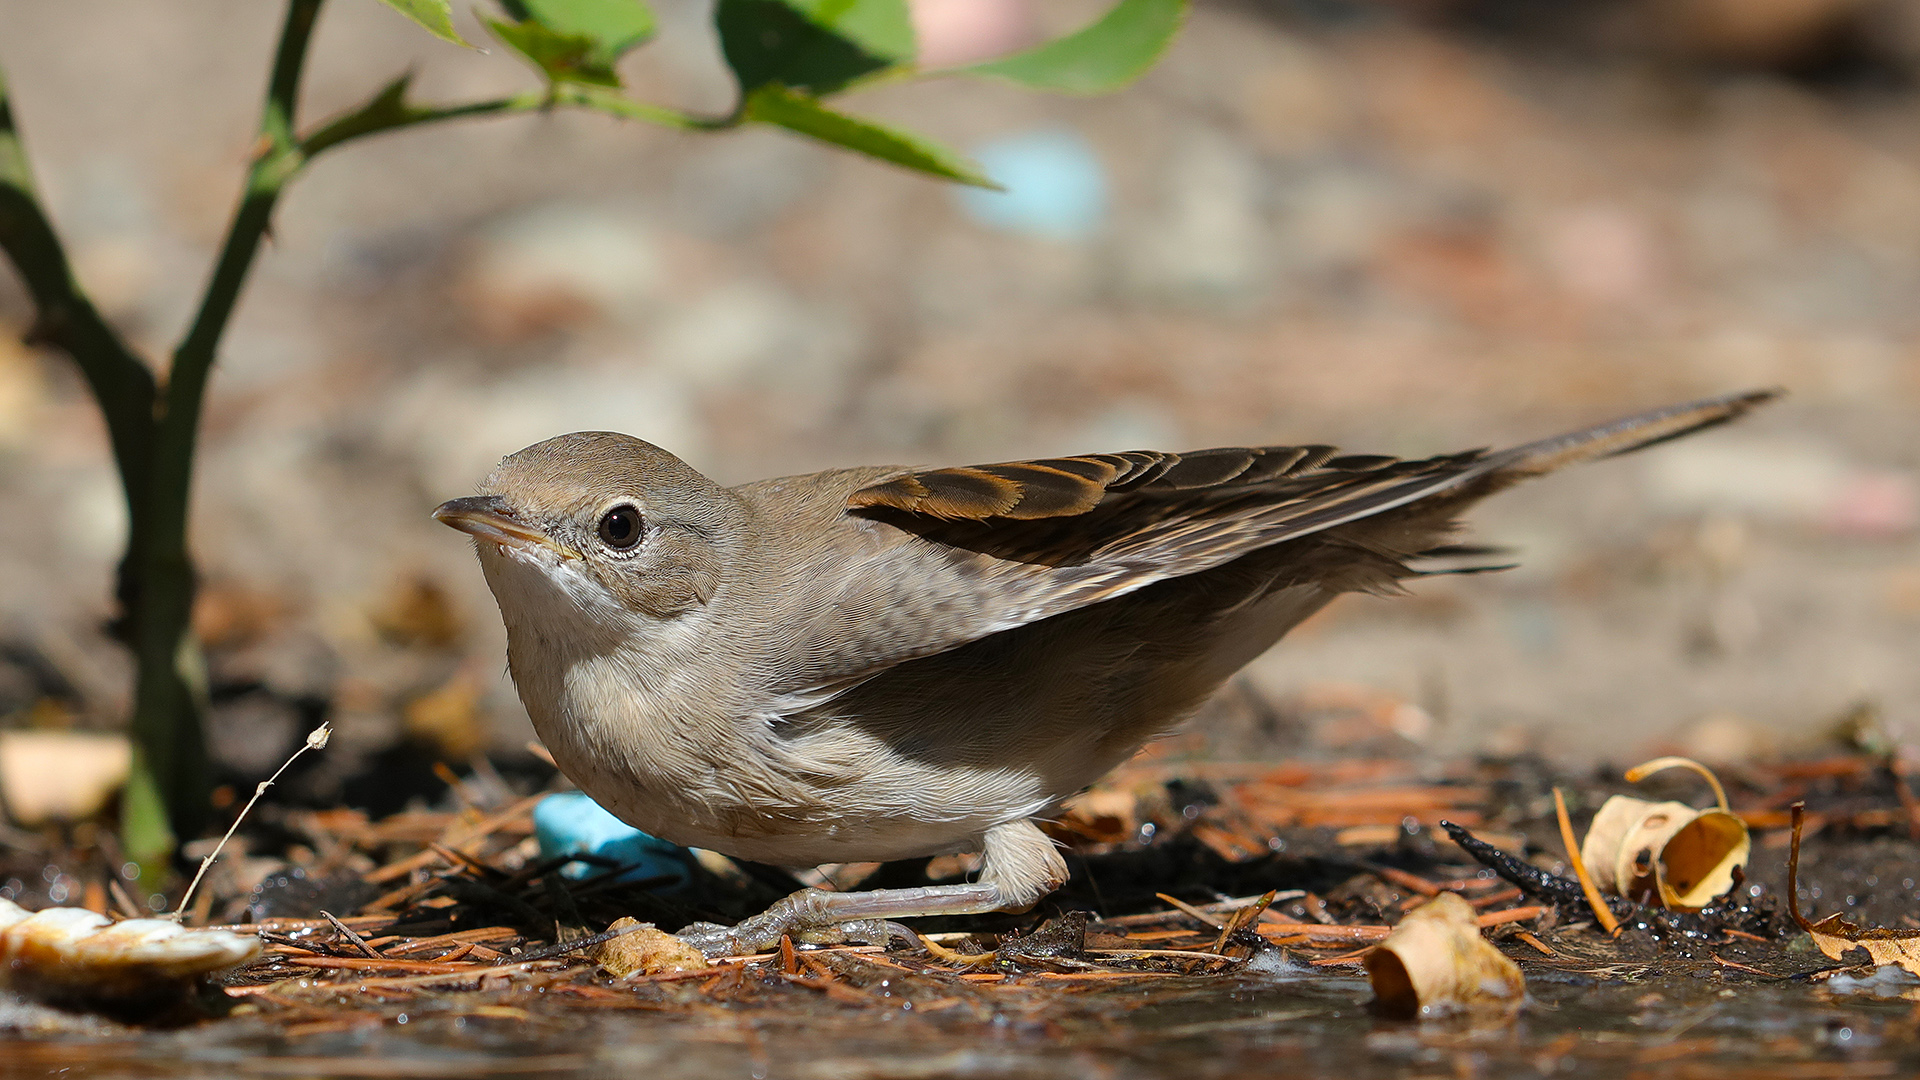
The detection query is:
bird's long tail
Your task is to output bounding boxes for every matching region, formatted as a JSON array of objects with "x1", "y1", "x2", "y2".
[{"x1": 1484, "y1": 388, "x2": 1781, "y2": 480}]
